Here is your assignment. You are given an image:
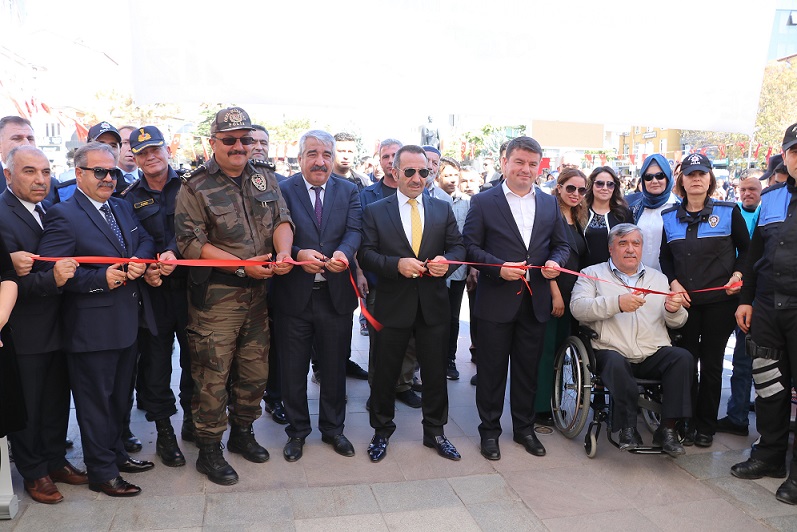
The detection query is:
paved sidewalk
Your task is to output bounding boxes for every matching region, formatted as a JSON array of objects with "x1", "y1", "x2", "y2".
[{"x1": 2, "y1": 319, "x2": 796, "y2": 531}]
